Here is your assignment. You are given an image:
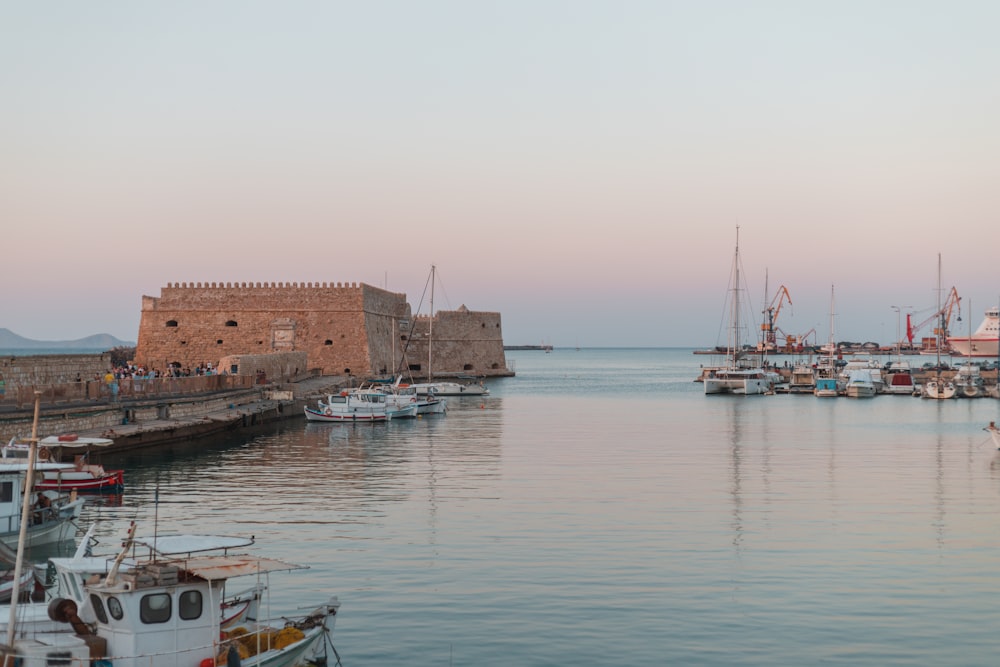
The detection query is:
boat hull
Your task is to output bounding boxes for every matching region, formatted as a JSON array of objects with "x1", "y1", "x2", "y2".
[
  {"x1": 304, "y1": 406, "x2": 387, "y2": 422},
  {"x1": 36, "y1": 470, "x2": 124, "y2": 494},
  {"x1": 704, "y1": 372, "x2": 775, "y2": 395}
]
